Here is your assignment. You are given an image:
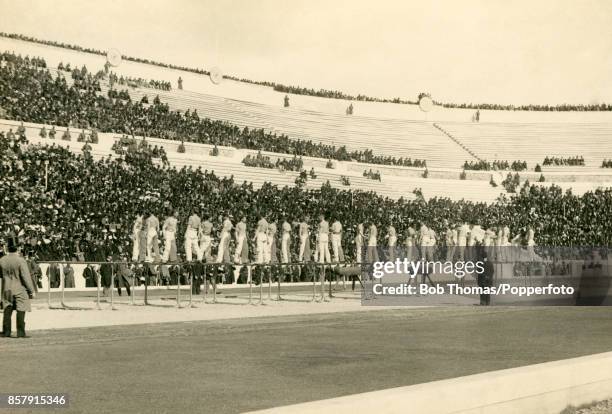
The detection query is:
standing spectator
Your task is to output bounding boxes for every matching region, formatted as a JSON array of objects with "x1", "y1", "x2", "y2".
[
  {"x1": 26, "y1": 254, "x2": 42, "y2": 292},
  {"x1": 46, "y1": 262, "x2": 61, "y2": 288},
  {"x1": 317, "y1": 214, "x2": 331, "y2": 264},
  {"x1": 161, "y1": 209, "x2": 178, "y2": 263},
  {"x1": 83, "y1": 264, "x2": 98, "y2": 288},
  {"x1": 63, "y1": 262, "x2": 75, "y2": 288},
  {"x1": 477, "y1": 248, "x2": 494, "y2": 305},
  {"x1": 177, "y1": 76, "x2": 183, "y2": 90},
  {"x1": 284, "y1": 95, "x2": 290, "y2": 108},
  {"x1": 100, "y1": 256, "x2": 114, "y2": 298},
  {"x1": 1, "y1": 236, "x2": 35, "y2": 338},
  {"x1": 145, "y1": 212, "x2": 160, "y2": 262},
  {"x1": 115, "y1": 258, "x2": 132, "y2": 297}
]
